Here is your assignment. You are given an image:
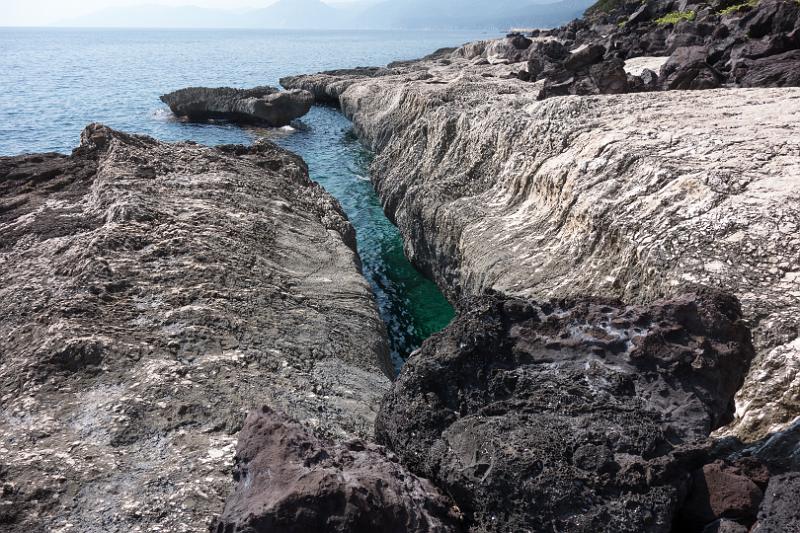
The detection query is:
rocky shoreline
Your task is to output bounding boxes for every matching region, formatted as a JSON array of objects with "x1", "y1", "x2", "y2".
[
  {"x1": 0, "y1": 125, "x2": 394, "y2": 531},
  {"x1": 277, "y1": 5, "x2": 799, "y2": 528},
  {"x1": 2, "y1": 1, "x2": 800, "y2": 532},
  {"x1": 281, "y1": 37, "x2": 800, "y2": 448}
]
